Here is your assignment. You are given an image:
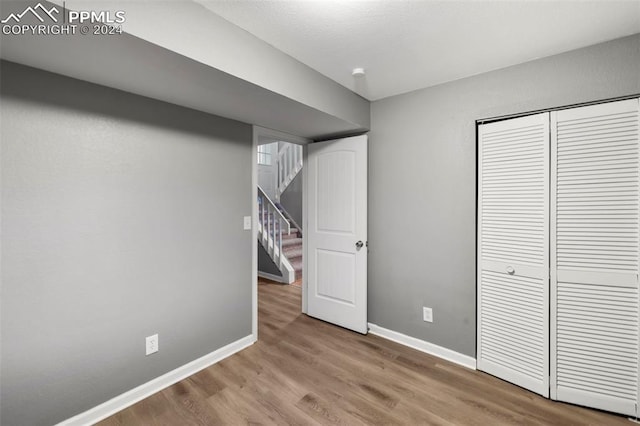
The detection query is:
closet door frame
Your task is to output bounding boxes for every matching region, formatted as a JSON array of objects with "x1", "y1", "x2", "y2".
[{"x1": 478, "y1": 95, "x2": 640, "y2": 417}]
